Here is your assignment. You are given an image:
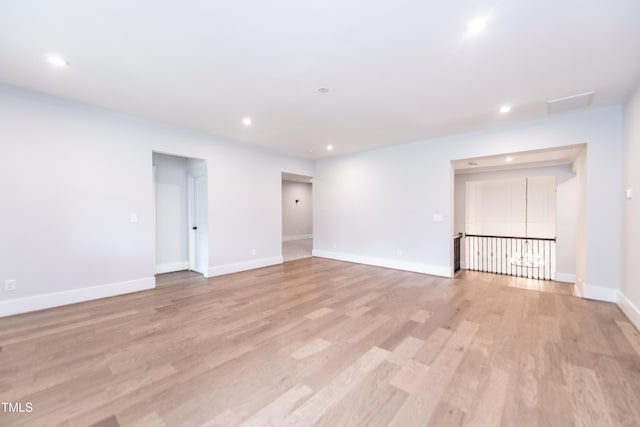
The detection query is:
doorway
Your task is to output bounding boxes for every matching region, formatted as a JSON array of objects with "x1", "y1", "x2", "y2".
[
  {"x1": 451, "y1": 145, "x2": 585, "y2": 294},
  {"x1": 153, "y1": 152, "x2": 208, "y2": 277},
  {"x1": 281, "y1": 172, "x2": 313, "y2": 262}
]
